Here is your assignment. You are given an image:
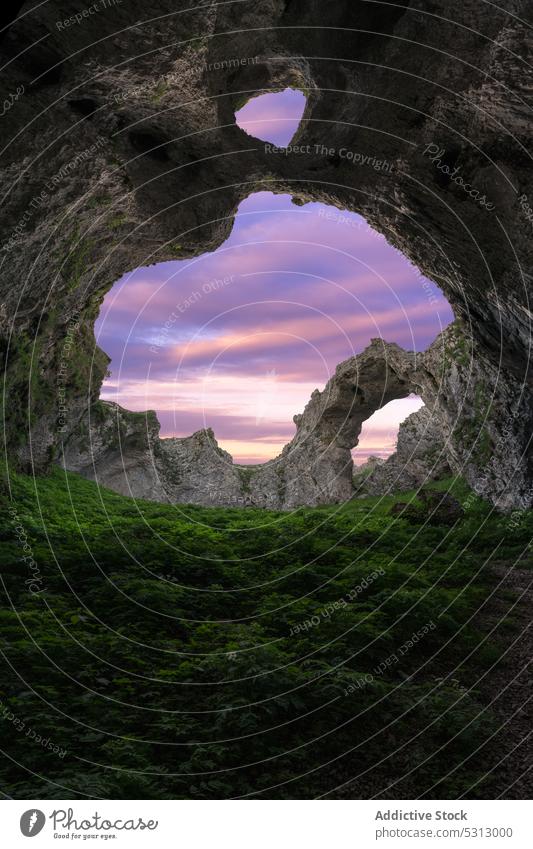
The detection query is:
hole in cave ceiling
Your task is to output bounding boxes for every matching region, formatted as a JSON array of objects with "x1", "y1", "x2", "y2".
[{"x1": 234, "y1": 87, "x2": 307, "y2": 147}]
